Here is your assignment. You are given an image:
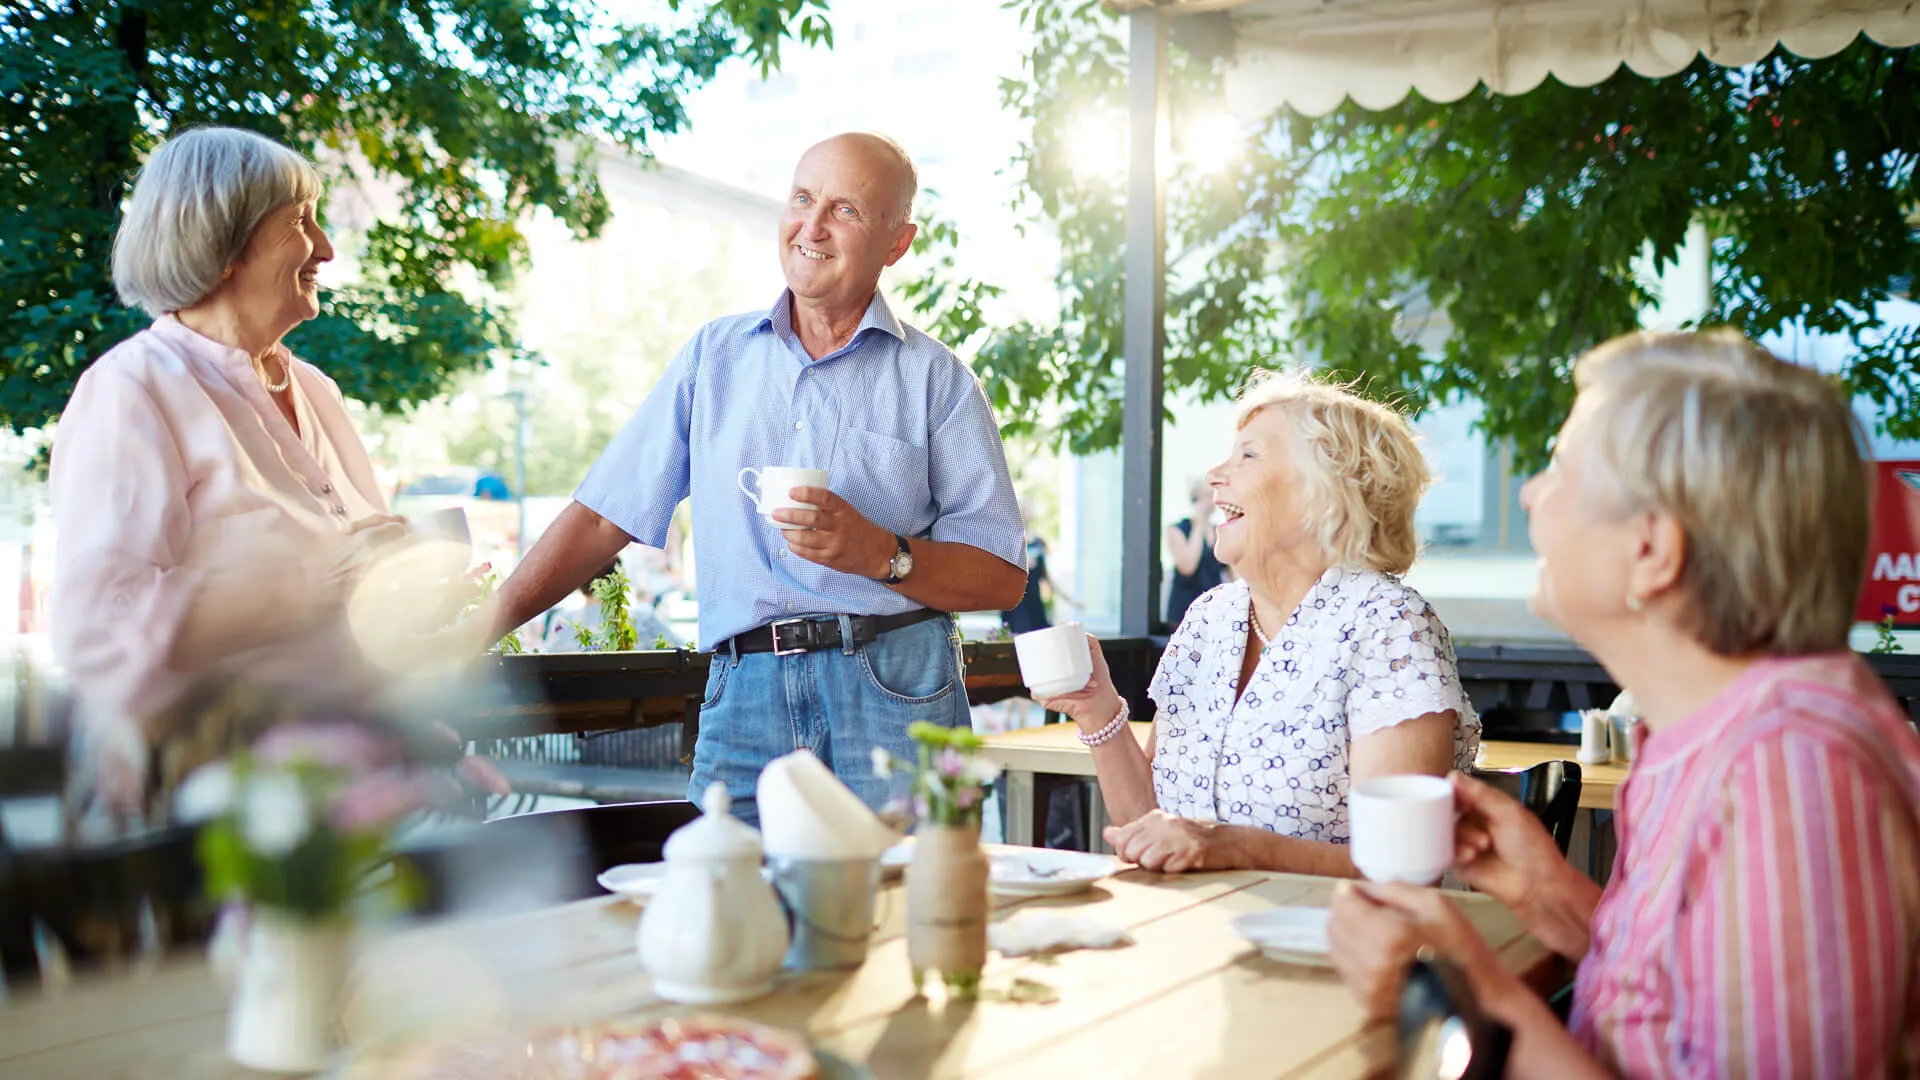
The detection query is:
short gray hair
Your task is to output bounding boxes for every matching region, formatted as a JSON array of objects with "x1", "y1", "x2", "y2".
[
  {"x1": 1574, "y1": 330, "x2": 1869, "y2": 655},
  {"x1": 112, "y1": 127, "x2": 323, "y2": 316}
]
